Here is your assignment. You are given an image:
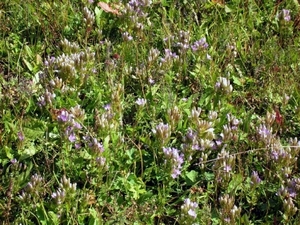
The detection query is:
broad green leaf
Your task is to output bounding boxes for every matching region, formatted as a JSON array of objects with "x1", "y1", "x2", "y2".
[
  {"x1": 186, "y1": 170, "x2": 198, "y2": 183},
  {"x1": 94, "y1": 6, "x2": 102, "y2": 28},
  {"x1": 227, "y1": 173, "x2": 243, "y2": 194}
]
